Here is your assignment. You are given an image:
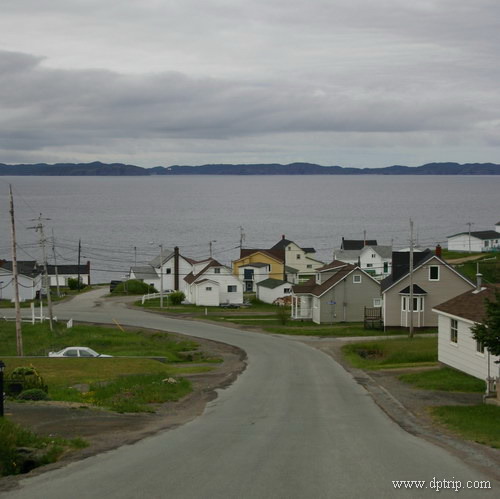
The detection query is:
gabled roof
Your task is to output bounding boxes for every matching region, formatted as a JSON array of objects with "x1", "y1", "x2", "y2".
[
  {"x1": 239, "y1": 262, "x2": 269, "y2": 268},
  {"x1": 293, "y1": 264, "x2": 362, "y2": 296},
  {"x1": 257, "y1": 278, "x2": 290, "y2": 289},
  {"x1": 238, "y1": 249, "x2": 284, "y2": 263},
  {"x1": 0, "y1": 260, "x2": 41, "y2": 278},
  {"x1": 399, "y1": 284, "x2": 427, "y2": 295},
  {"x1": 341, "y1": 238, "x2": 377, "y2": 250},
  {"x1": 381, "y1": 250, "x2": 433, "y2": 291},
  {"x1": 316, "y1": 260, "x2": 350, "y2": 272},
  {"x1": 433, "y1": 284, "x2": 499, "y2": 323},
  {"x1": 447, "y1": 230, "x2": 499, "y2": 240},
  {"x1": 194, "y1": 278, "x2": 219, "y2": 286},
  {"x1": 149, "y1": 250, "x2": 174, "y2": 268},
  {"x1": 270, "y1": 237, "x2": 316, "y2": 254},
  {"x1": 333, "y1": 249, "x2": 361, "y2": 261},
  {"x1": 184, "y1": 259, "x2": 226, "y2": 284},
  {"x1": 130, "y1": 265, "x2": 158, "y2": 280},
  {"x1": 361, "y1": 245, "x2": 393, "y2": 259}
]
